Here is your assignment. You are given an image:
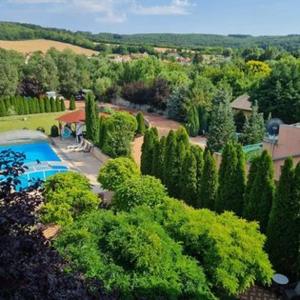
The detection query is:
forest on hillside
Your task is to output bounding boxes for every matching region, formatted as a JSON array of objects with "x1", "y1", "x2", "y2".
[{"x1": 1, "y1": 21, "x2": 300, "y2": 52}]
